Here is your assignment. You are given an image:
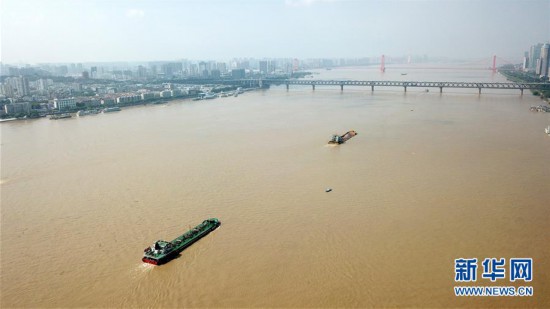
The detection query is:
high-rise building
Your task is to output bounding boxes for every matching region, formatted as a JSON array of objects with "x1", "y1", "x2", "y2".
[
  {"x1": 293, "y1": 58, "x2": 299, "y2": 71},
  {"x1": 37, "y1": 79, "x2": 48, "y2": 91},
  {"x1": 0, "y1": 83, "x2": 15, "y2": 97},
  {"x1": 199, "y1": 62, "x2": 208, "y2": 76},
  {"x1": 259, "y1": 61, "x2": 268, "y2": 74},
  {"x1": 231, "y1": 69, "x2": 245, "y2": 79},
  {"x1": 90, "y1": 66, "x2": 98, "y2": 78},
  {"x1": 0, "y1": 63, "x2": 7, "y2": 76},
  {"x1": 529, "y1": 43, "x2": 543, "y2": 72},
  {"x1": 55, "y1": 65, "x2": 69, "y2": 76},
  {"x1": 149, "y1": 64, "x2": 158, "y2": 77},
  {"x1": 535, "y1": 58, "x2": 542, "y2": 75},
  {"x1": 172, "y1": 62, "x2": 183, "y2": 76},
  {"x1": 8, "y1": 67, "x2": 20, "y2": 76},
  {"x1": 522, "y1": 51, "x2": 529, "y2": 71},
  {"x1": 7, "y1": 76, "x2": 30, "y2": 96},
  {"x1": 237, "y1": 60, "x2": 249, "y2": 70},
  {"x1": 161, "y1": 63, "x2": 174, "y2": 78},
  {"x1": 269, "y1": 60, "x2": 277, "y2": 73},
  {"x1": 210, "y1": 69, "x2": 220, "y2": 79},
  {"x1": 216, "y1": 62, "x2": 227, "y2": 74},
  {"x1": 189, "y1": 64, "x2": 199, "y2": 77},
  {"x1": 137, "y1": 65, "x2": 147, "y2": 80},
  {"x1": 181, "y1": 60, "x2": 189, "y2": 74},
  {"x1": 539, "y1": 43, "x2": 549, "y2": 78},
  {"x1": 208, "y1": 61, "x2": 216, "y2": 72}
]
